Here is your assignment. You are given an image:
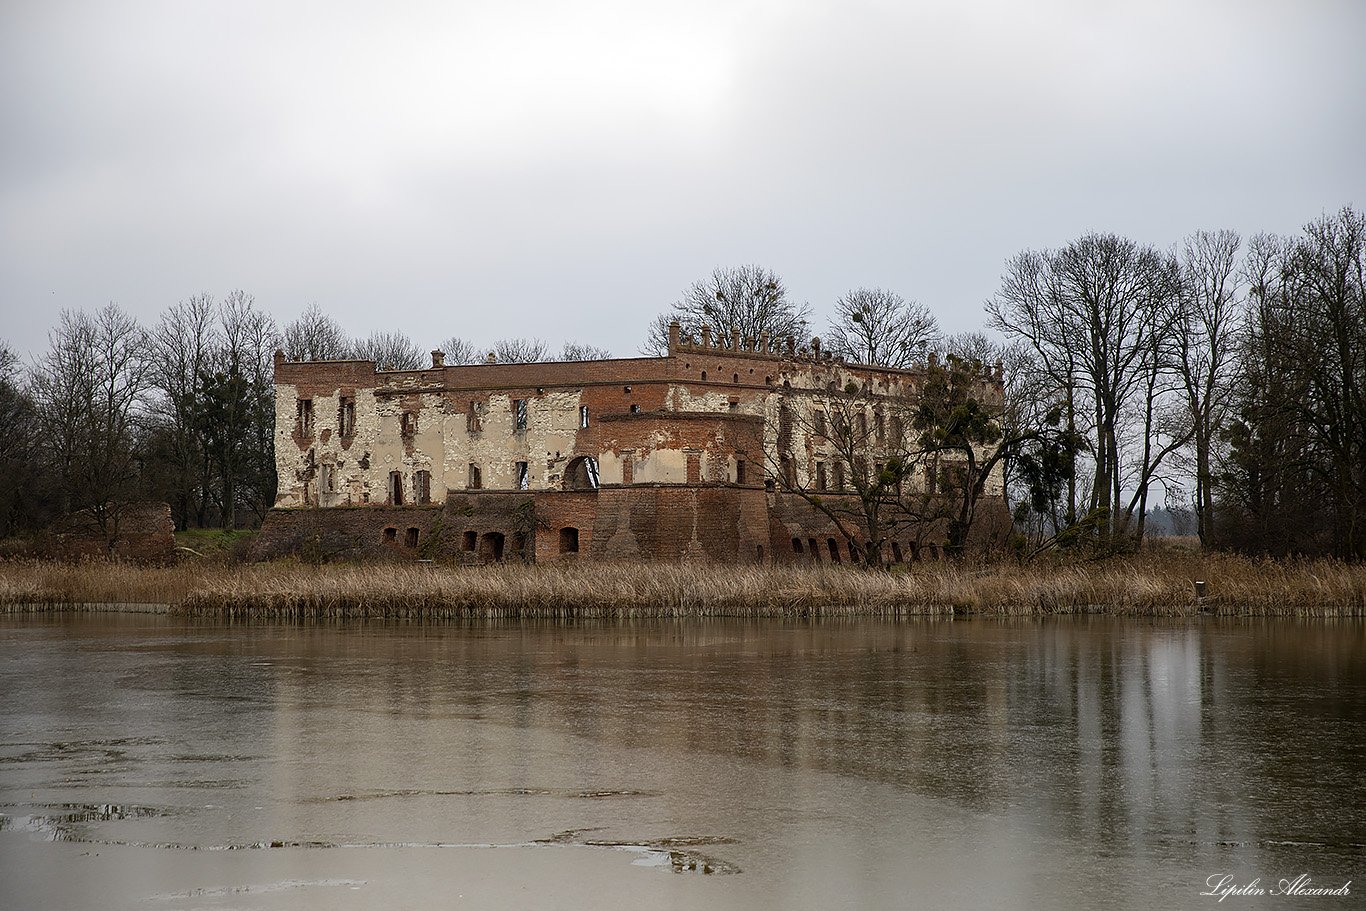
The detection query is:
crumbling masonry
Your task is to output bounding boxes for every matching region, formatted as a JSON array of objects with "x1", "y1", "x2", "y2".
[{"x1": 253, "y1": 322, "x2": 1007, "y2": 563}]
